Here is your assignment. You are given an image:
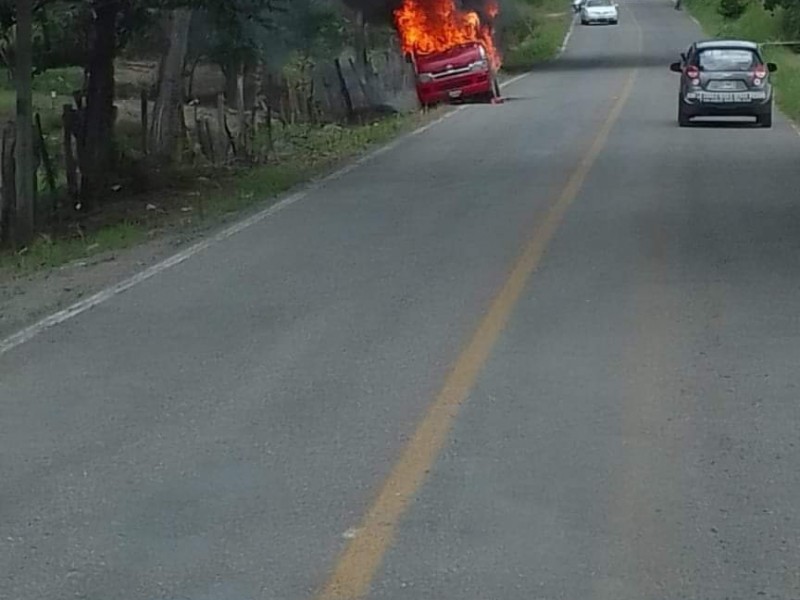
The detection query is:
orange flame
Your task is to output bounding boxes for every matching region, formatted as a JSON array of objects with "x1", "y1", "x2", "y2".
[{"x1": 394, "y1": 0, "x2": 502, "y2": 70}]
